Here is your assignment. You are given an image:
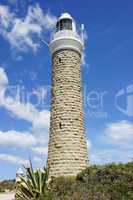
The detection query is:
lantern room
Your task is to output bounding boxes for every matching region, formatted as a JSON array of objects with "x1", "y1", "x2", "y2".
[
  {"x1": 49, "y1": 12, "x2": 84, "y2": 55},
  {"x1": 56, "y1": 13, "x2": 76, "y2": 32}
]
